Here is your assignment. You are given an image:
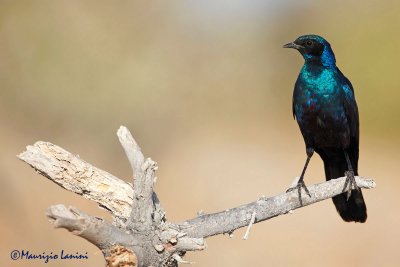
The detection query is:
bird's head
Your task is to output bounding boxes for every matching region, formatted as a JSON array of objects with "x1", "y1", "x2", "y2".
[{"x1": 283, "y1": 34, "x2": 336, "y2": 67}]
